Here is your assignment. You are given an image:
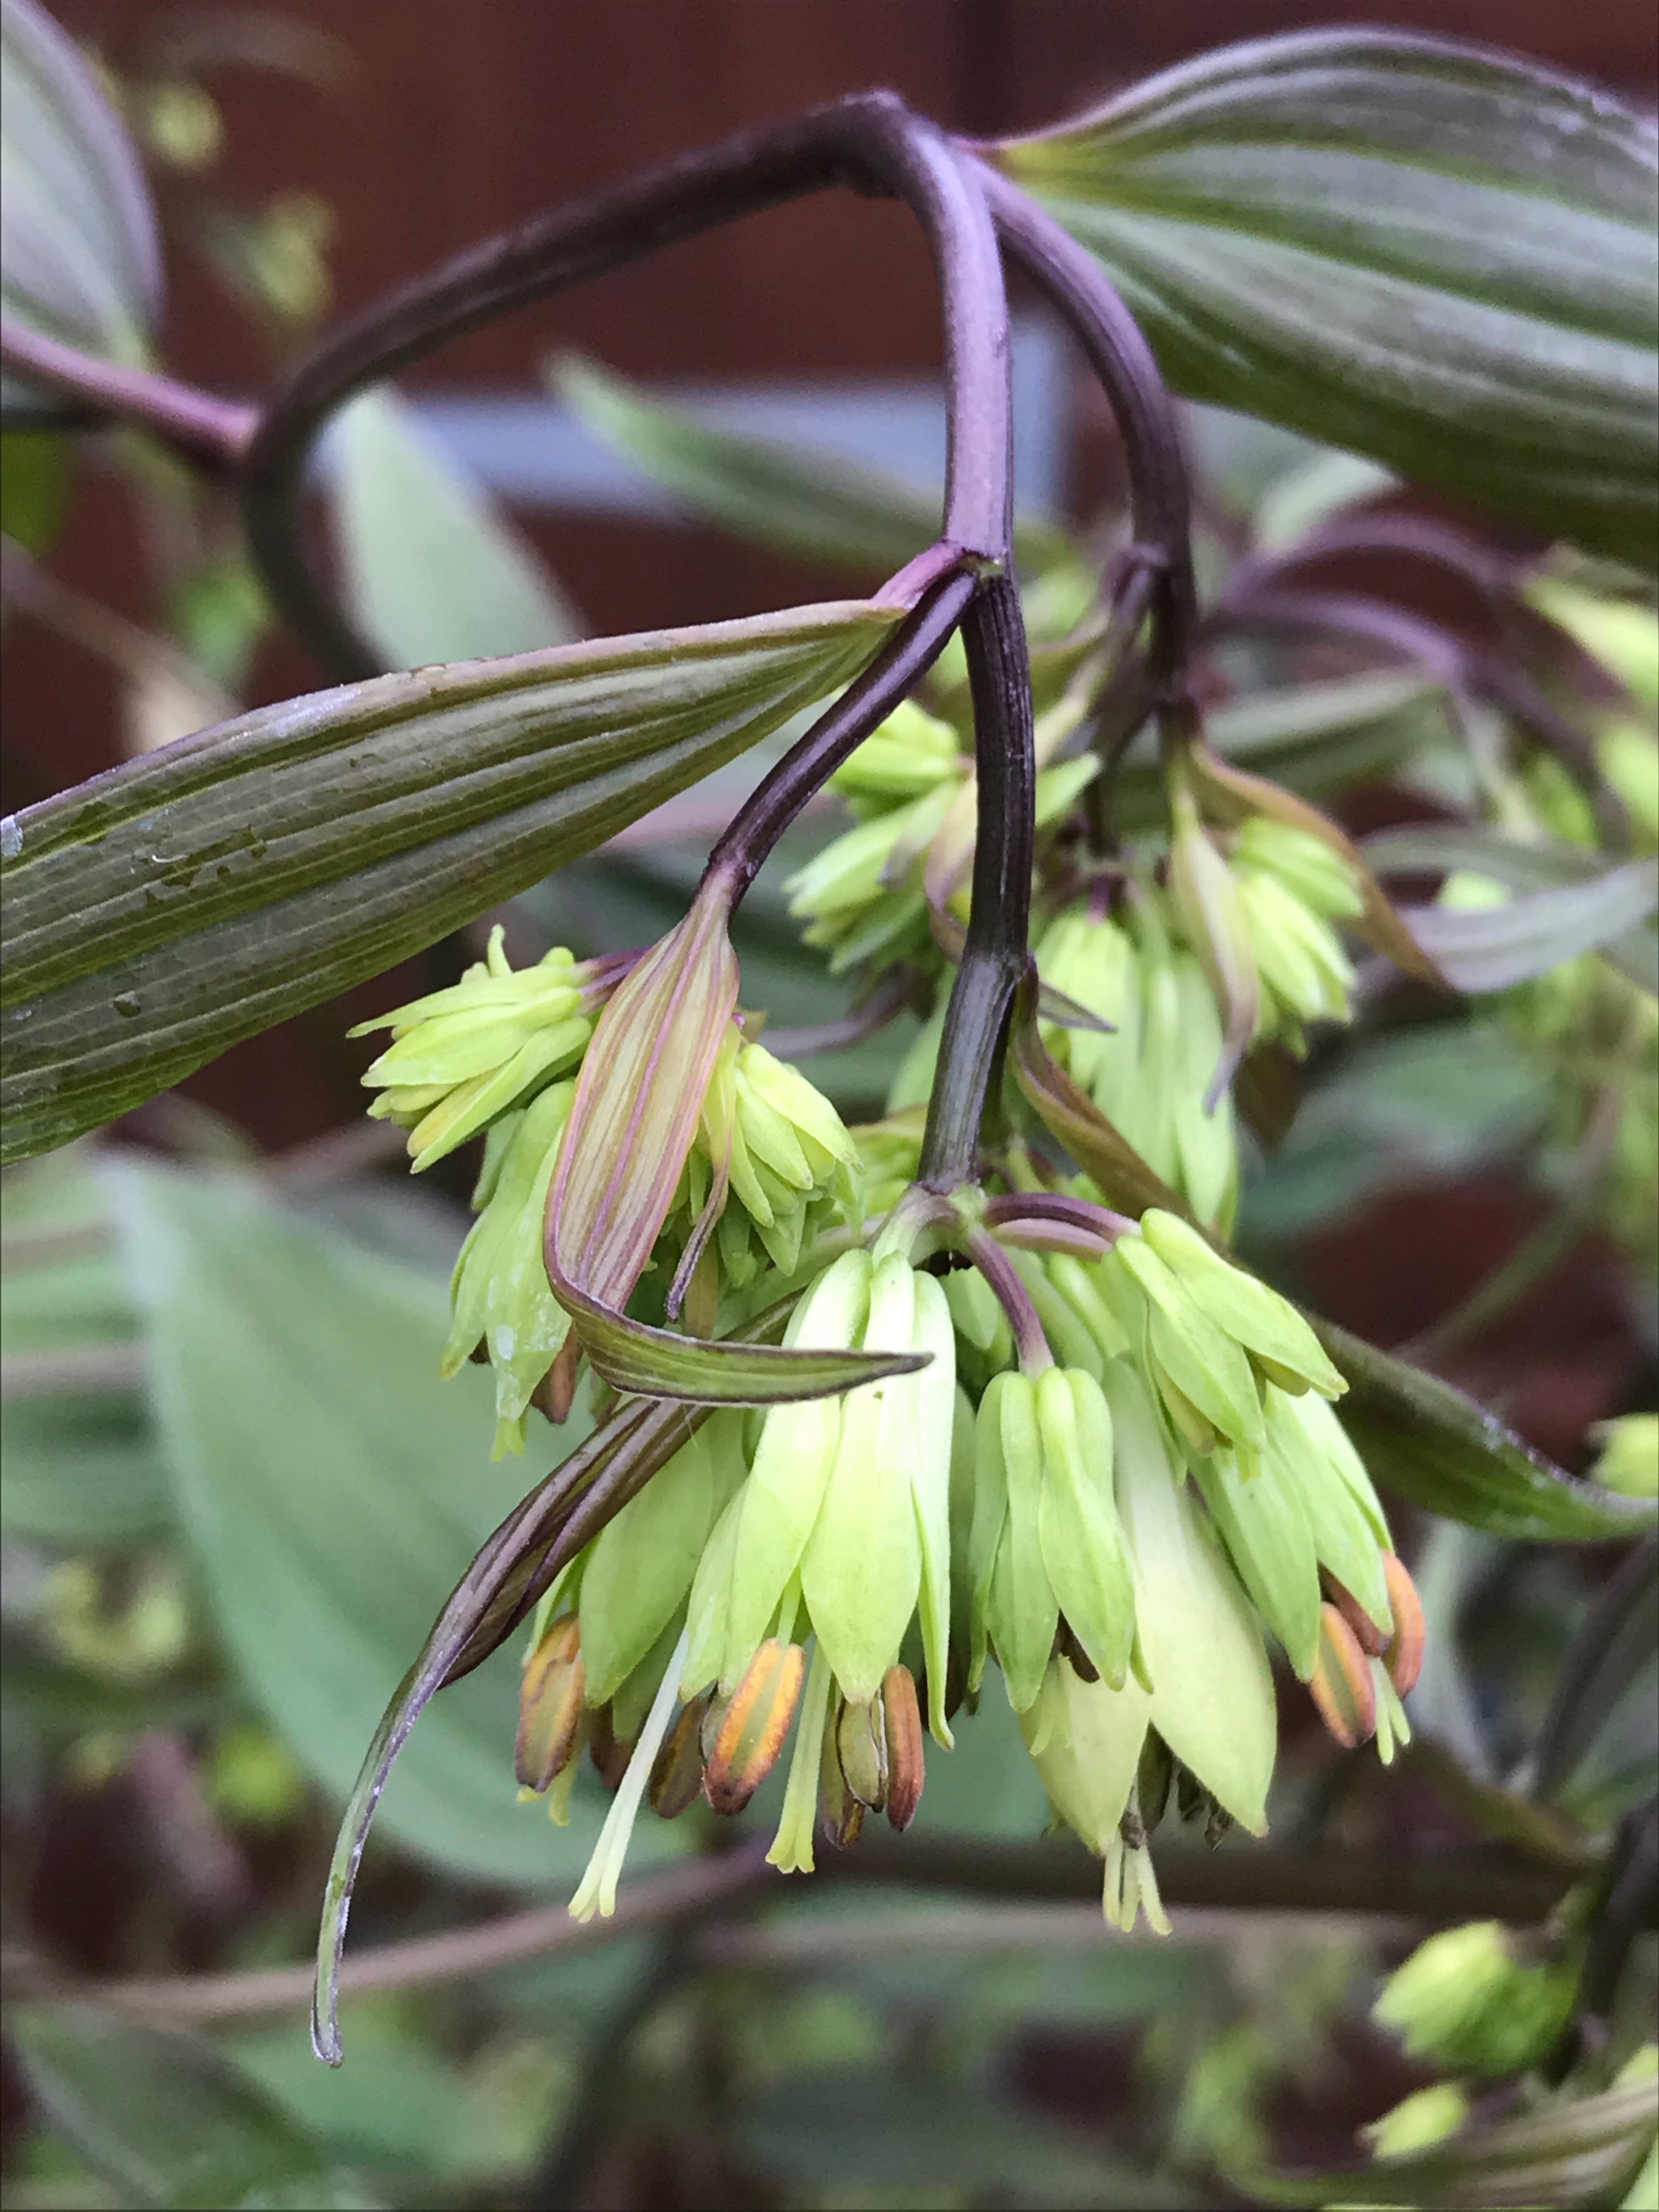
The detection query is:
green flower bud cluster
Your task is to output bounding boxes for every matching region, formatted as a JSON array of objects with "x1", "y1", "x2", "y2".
[
  {"x1": 1036, "y1": 895, "x2": 1239, "y2": 1230},
  {"x1": 827, "y1": 697, "x2": 963, "y2": 811},
  {"x1": 352, "y1": 926, "x2": 608, "y2": 1169},
  {"x1": 791, "y1": 696, "x2": 1097, "y2": 975},
  {"x1": 1373, "y1": 1920, "x2": 1579, "y2": 2079},
  {"x1": 683, "y1": 1034, "x2": 864, "y2": 1288},
  {"x1": 787, "y1": 777, "x2": 956, "y2": 973},
  {"x1": 1230, "y1": 816, "x2": 1363, "y2": 1046},
  {"x1": 522, "y1": 1240, "x2": 955, "y2": 1914}
]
